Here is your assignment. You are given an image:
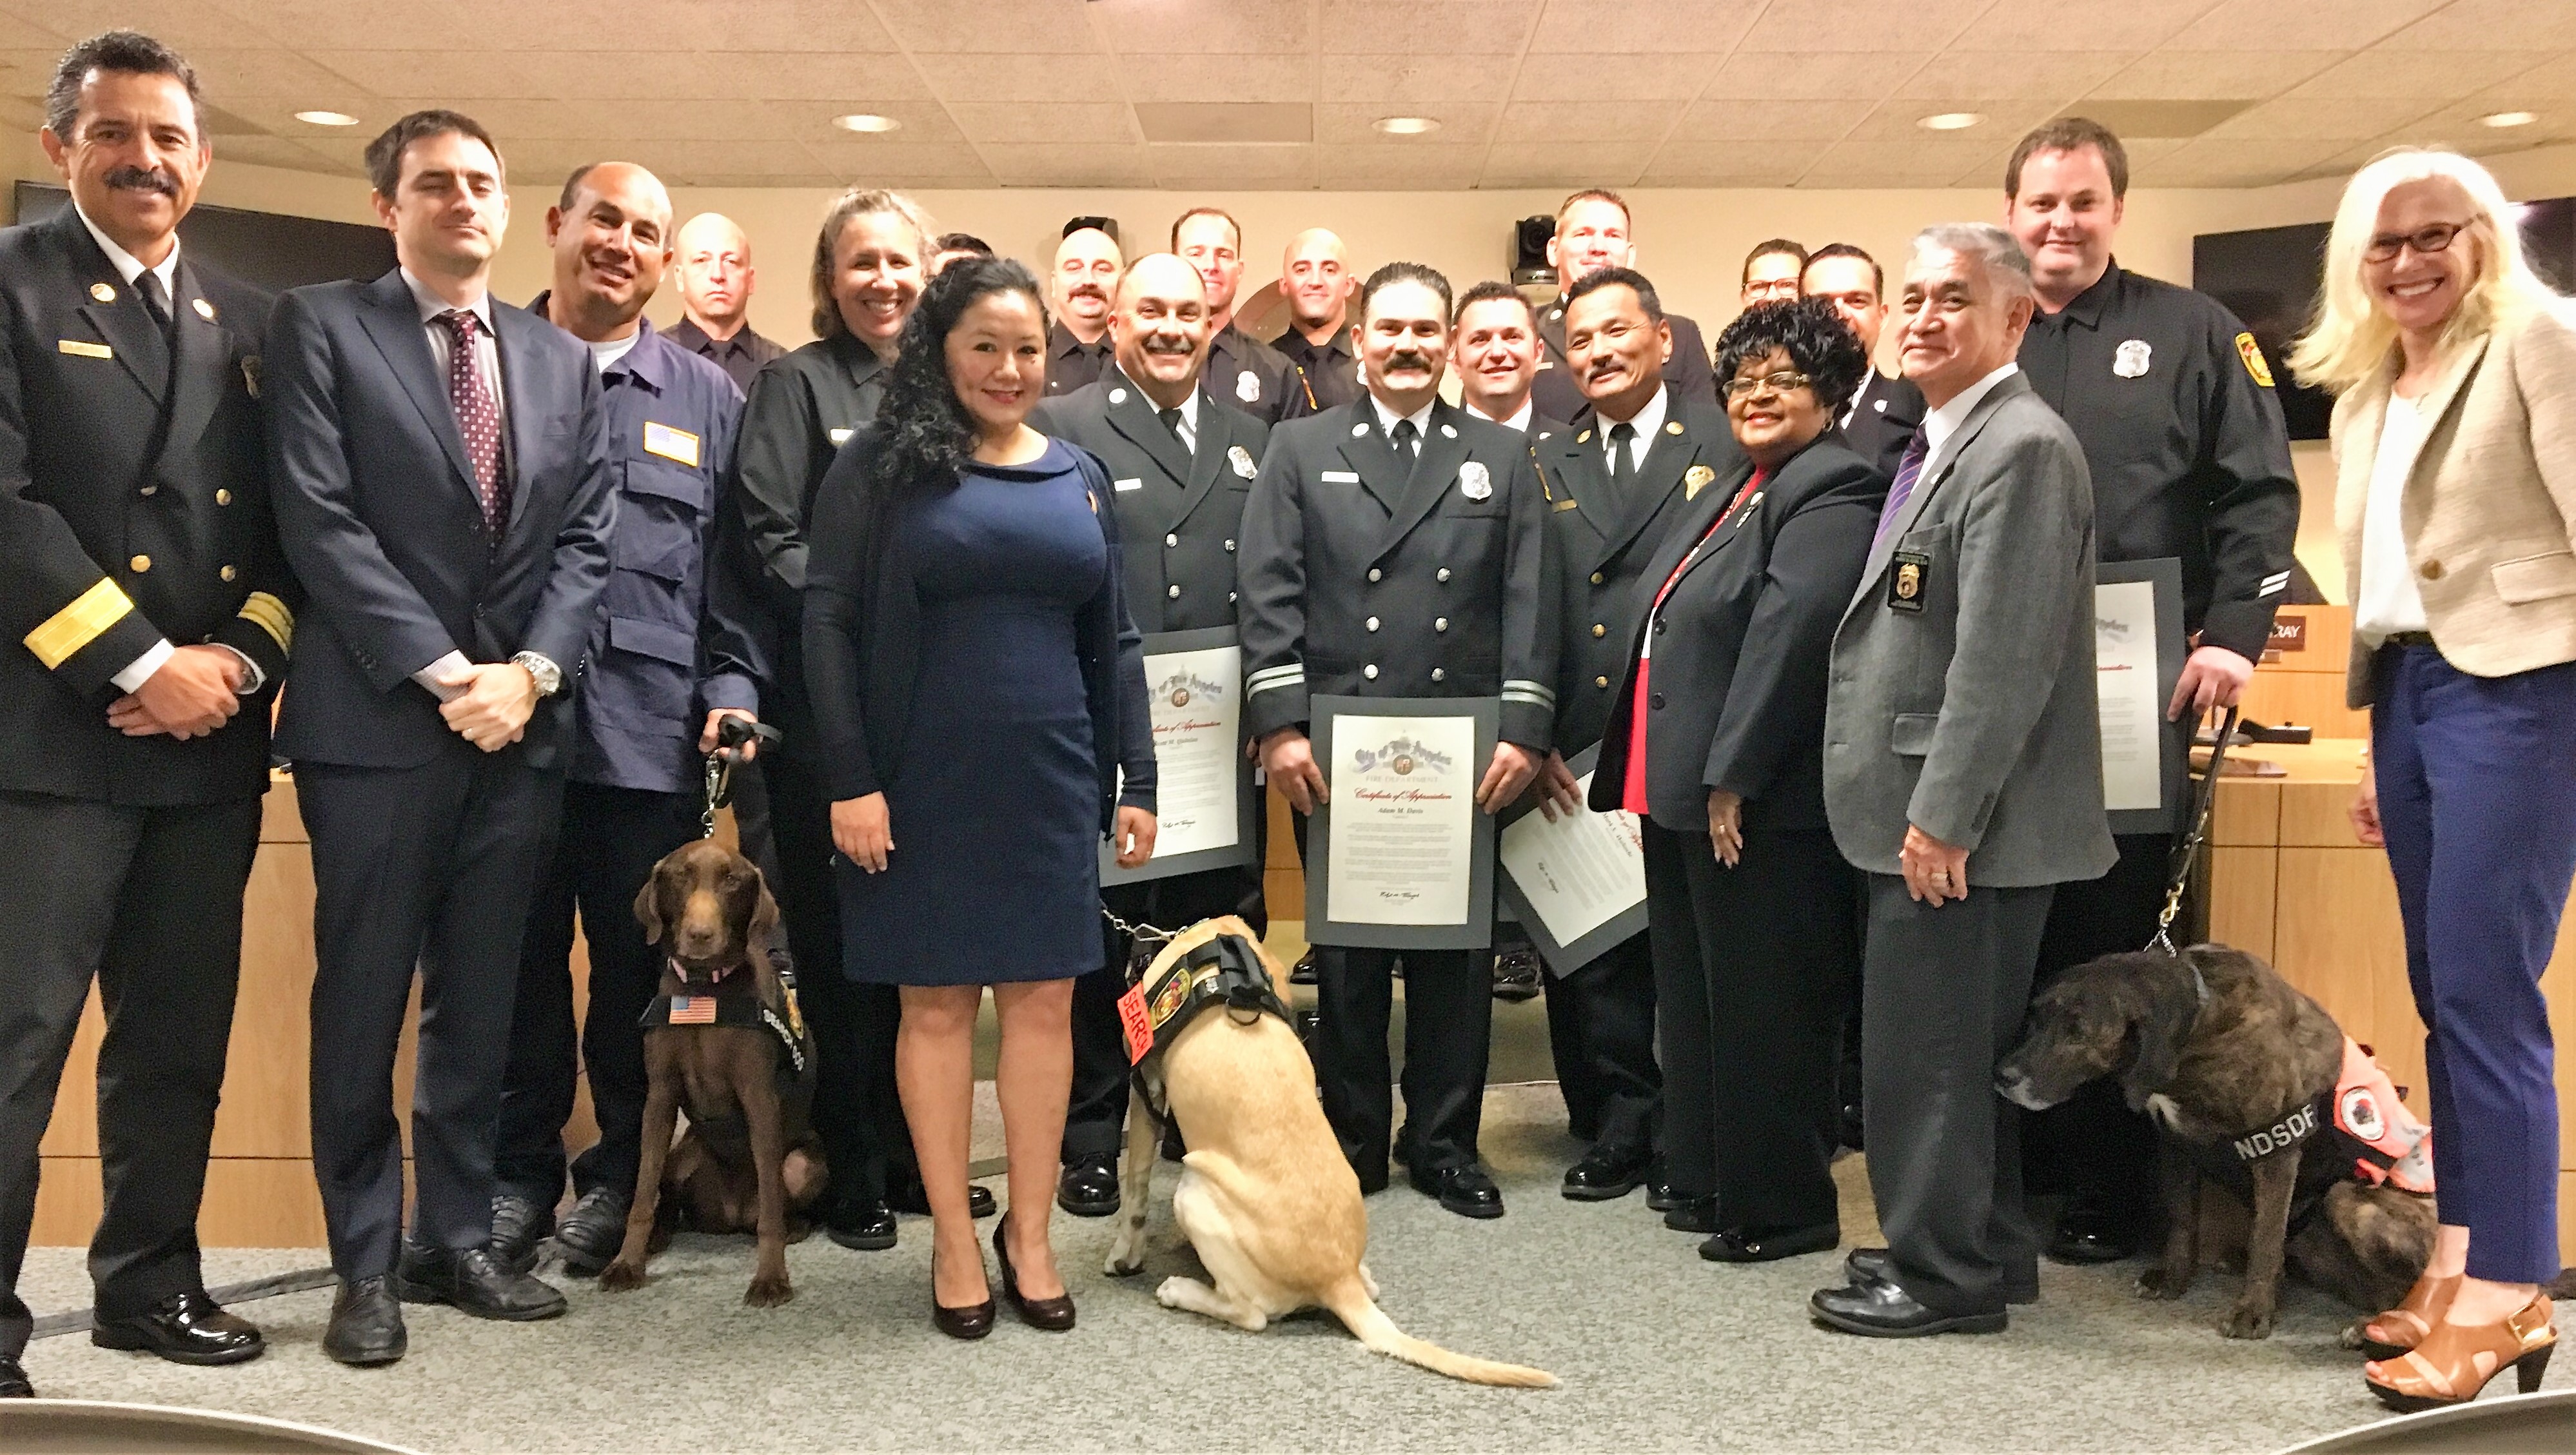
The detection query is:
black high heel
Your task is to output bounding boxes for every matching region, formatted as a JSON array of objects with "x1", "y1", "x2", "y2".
[
  {"x1": 995, "y1": 1213, "x2": 1076, "y2": 1331},
  {"x1": 930, "y1": 1247, "x2": 994, "y2": 1341}
]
